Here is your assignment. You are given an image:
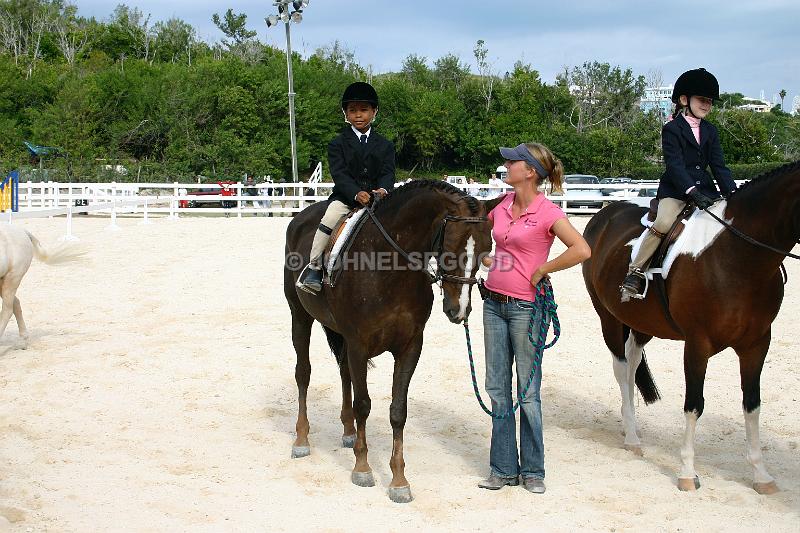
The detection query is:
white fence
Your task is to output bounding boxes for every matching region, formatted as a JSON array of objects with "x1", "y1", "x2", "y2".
[{"x1": 7, "y1": 180, "x2": 679, "y2": 223}]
